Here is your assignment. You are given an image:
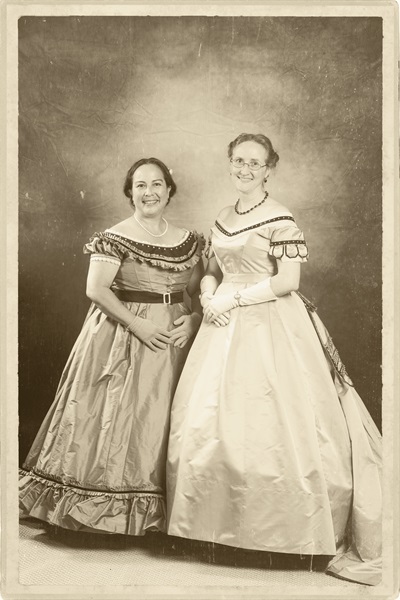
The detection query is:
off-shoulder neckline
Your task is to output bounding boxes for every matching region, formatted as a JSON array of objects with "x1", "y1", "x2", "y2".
[
  {"x1": 214, "y1": 215, "x2": 295, "y2": 237},
  {"x1": 104, "y1": 228, "x2": 191, "y2": 248}
]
